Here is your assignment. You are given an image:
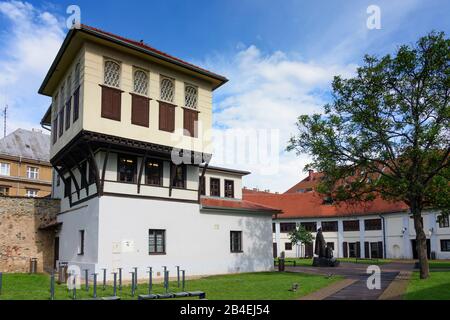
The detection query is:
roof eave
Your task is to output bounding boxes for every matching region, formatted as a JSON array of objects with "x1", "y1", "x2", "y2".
[
  {"x1": 200, "y1": 204, "x2": 282, "y2": 215},
  {"x1": 39, "y1": 26, "x2": 228, "y2": 95}
]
